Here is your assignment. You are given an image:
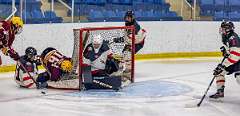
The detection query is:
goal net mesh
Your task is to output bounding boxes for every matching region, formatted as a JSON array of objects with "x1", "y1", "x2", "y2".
[{"x1": 71, "y1": 26, "x2": 135, "y2": 90}]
